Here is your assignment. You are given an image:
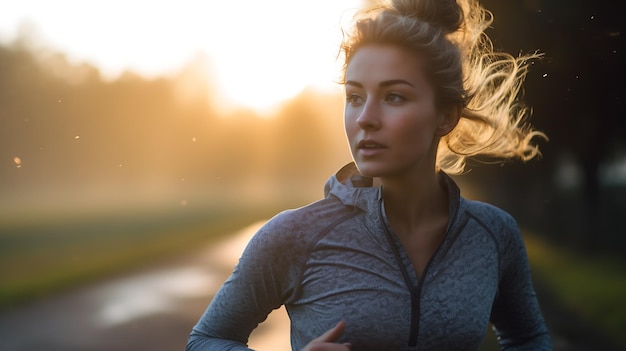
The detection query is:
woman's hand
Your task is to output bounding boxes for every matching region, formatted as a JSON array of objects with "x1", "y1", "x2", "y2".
[{"x1": 301, "y1": 320, "x2": 352, "y2": 351}]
